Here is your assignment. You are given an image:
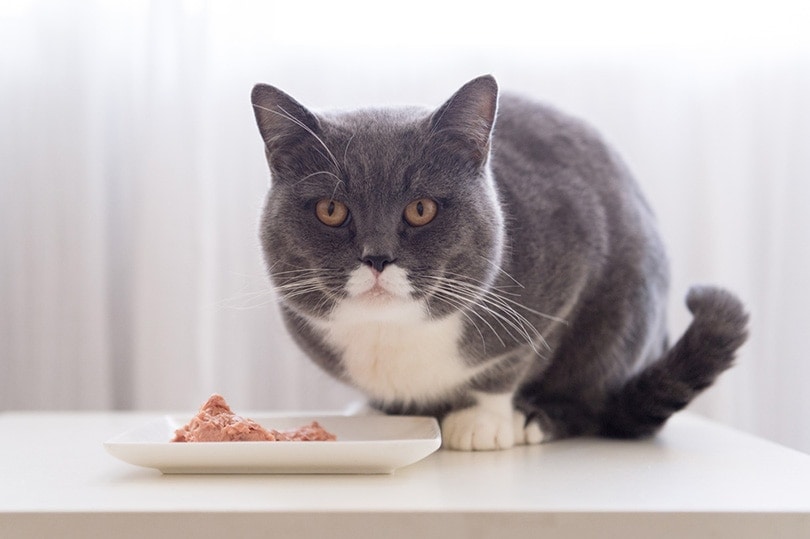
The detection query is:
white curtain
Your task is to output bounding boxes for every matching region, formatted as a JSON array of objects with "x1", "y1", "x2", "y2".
[{"x1": 2, "y1": 0, "x2": 809, "y2": 453}]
